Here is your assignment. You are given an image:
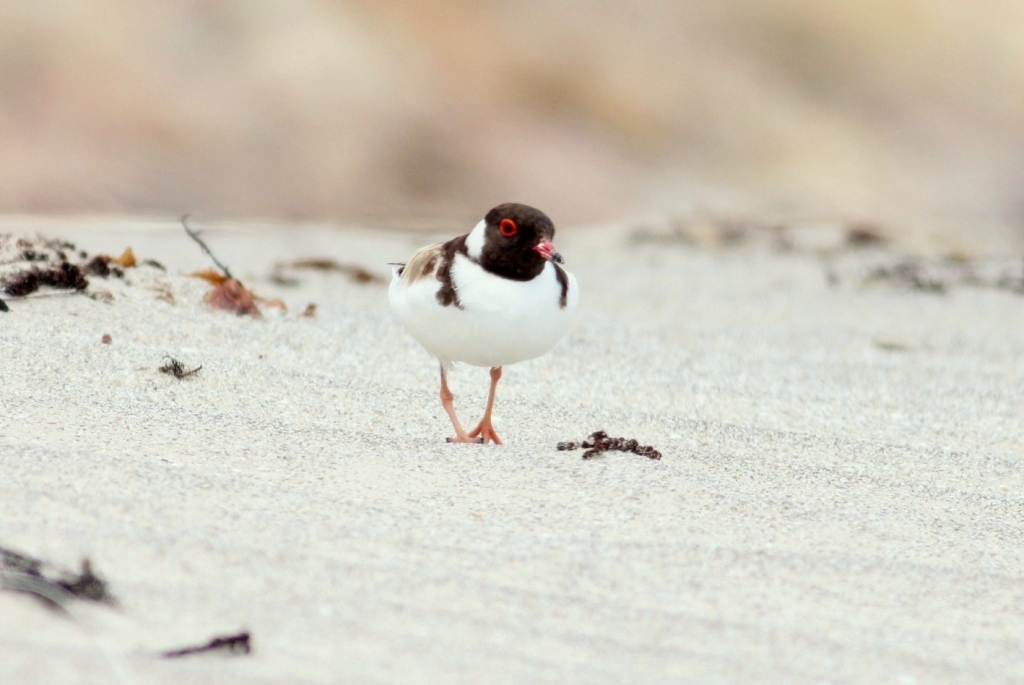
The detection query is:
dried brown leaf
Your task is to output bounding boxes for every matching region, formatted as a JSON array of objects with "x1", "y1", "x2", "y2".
[
  {"x1": 205, "y1": 278, "x2": 261, "y2": 316},
  {"x1": 191, "y1": 269, "x2": 230, "y2": 286},
  {"x1": 111, "y1": 247, "x2": 136, "y2": 268}
]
